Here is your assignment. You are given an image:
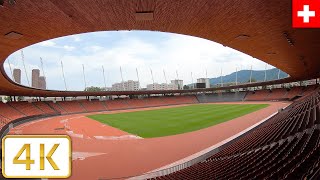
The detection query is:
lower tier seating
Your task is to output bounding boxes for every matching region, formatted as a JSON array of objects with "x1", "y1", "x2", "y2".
[
  {"x1": 245, "y1": 85, "x2": 319, "y2": 101},
  {"x1": 0, "y1": 103, "x2": 25, "y2": 120},
  {"x1": 0, "y1": 115, "x2": 9, "y2": 130},
  {"x1": 46, "y1": 102, "x2": 68, "y2": 114},
  {"x1": 8, "y1": 102, "x2": 43, "y2": 116},
  {"x1": 1, "y1": 88, "x2": 320, "y2": 179},
  {"x1": 105, "y1": 99, "x2": 130, "y2": 110},
  {"x1": 80, "y1": 100, "x2": 107, "y2": 112},
  {"x1": 33, "y1": 101, "x2": 57, "y2": 114},
  {"x1": 196, "y1": 92, "x2": 247, "y2": 103},
  {"x1": 56, "y1": 101, "x2": 86, "y2": 114}
]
